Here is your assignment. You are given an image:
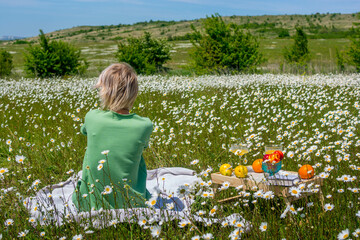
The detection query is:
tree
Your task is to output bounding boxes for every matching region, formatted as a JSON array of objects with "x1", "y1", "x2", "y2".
[
  {"x1": 116, "y1": 32, "x2": 171, "y2": 75},
  {"x1": 347, "y1": 39, "x2": 360, "y2": 72},
  {"x1": 0, "y1": 49, "x2": 13, "y2": 77},
  {"x1": 190, "y1": 14, "x2": 265, "y2": 74},
  {"x1": 24, "y1": 30, "x2": 88, "y2": 77},
  {"x1": 283, "y1": 27, "x2": 310, "y2": 64}
]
